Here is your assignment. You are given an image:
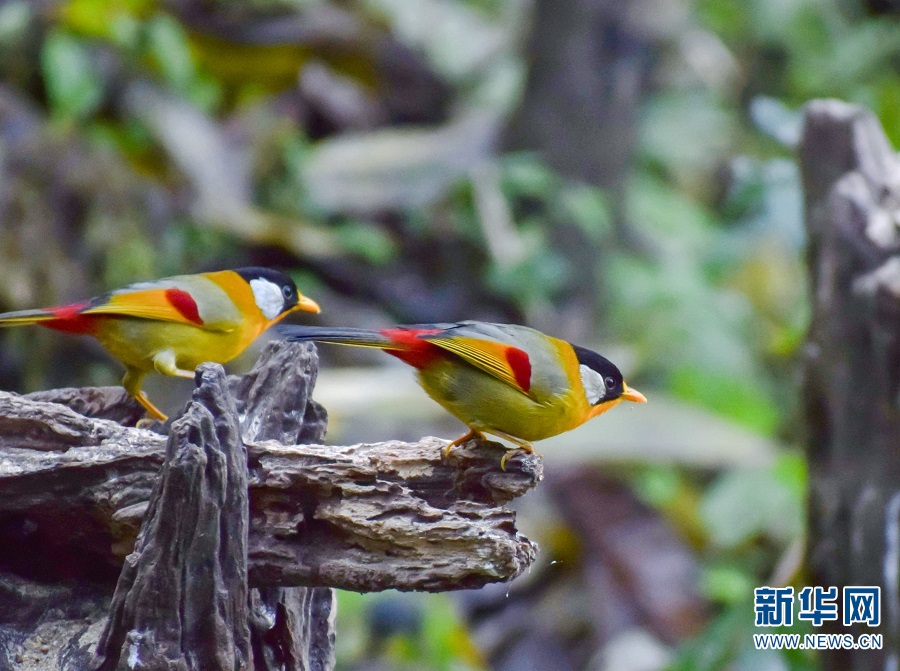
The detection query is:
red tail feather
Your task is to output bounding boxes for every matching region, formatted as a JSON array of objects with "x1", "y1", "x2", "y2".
[
  {"x1": 380, "y1": 328, "x2": 444, "y2": 369},
  {"x1": 40, "y1": 302, "x2": 98, "y2": 334}
]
